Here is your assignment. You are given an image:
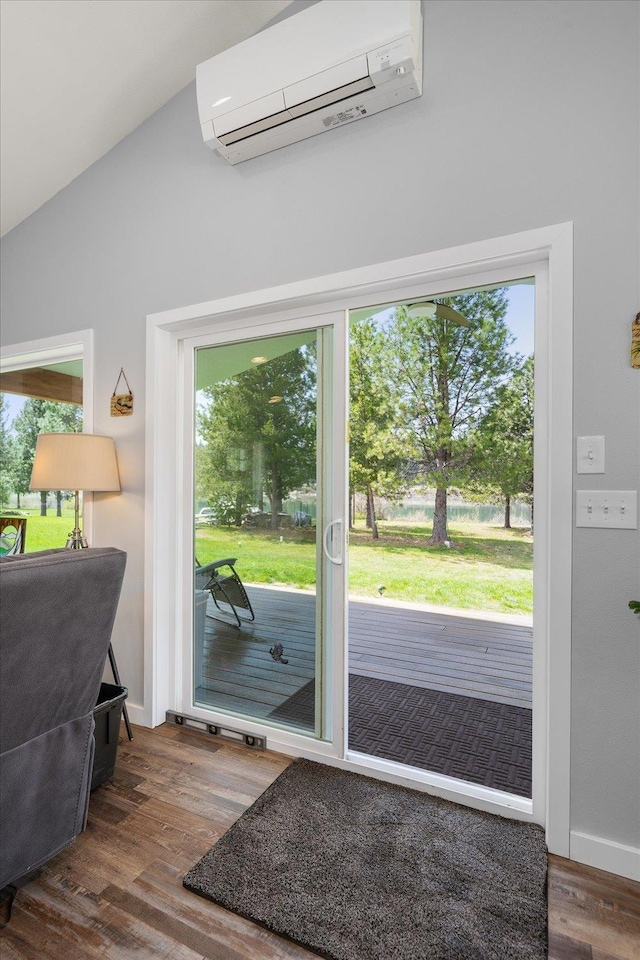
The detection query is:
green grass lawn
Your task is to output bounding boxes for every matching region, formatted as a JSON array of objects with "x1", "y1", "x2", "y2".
[
  {"x1": 17, "y1": 510, "x2": 533, "y2": 616},
  {"x1": 9, "y1": 510, "x2": 76, "y2": 552},
  {"x1": 196, "y1": 518, "x2": 533, "y2": 616}
]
